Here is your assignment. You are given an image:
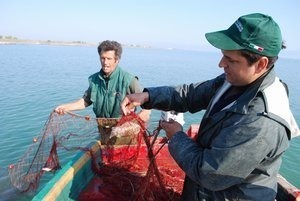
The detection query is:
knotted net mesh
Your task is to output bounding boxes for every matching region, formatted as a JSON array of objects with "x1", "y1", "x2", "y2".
[{"x1": 8, "y1": 112, "x2": 185, "y2": 200}]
